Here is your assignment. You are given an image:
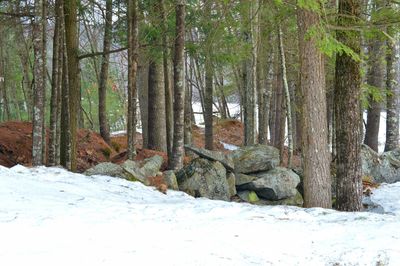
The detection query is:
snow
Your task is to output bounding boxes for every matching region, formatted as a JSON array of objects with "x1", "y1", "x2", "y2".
[
  {"x1": 220, "y1": 141, "x2": 239, "y2": 151},
  {"x1": 1, "y1": 165, "x2": 400, "y2": 265}
]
